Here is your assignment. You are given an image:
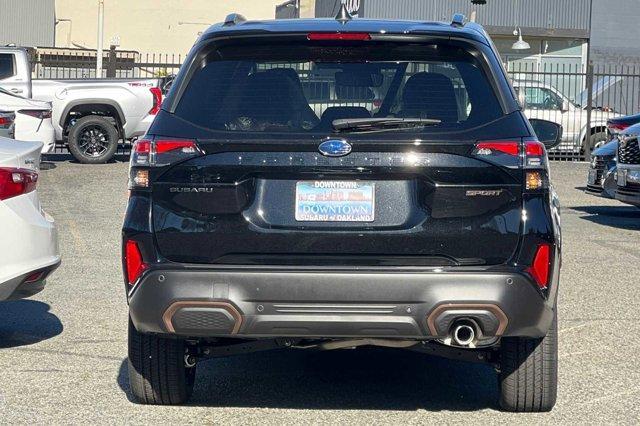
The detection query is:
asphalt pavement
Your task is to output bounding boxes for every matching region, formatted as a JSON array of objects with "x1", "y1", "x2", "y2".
[{"x1": 1, "y1": 159, "x2": 639, "y2": 424}]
